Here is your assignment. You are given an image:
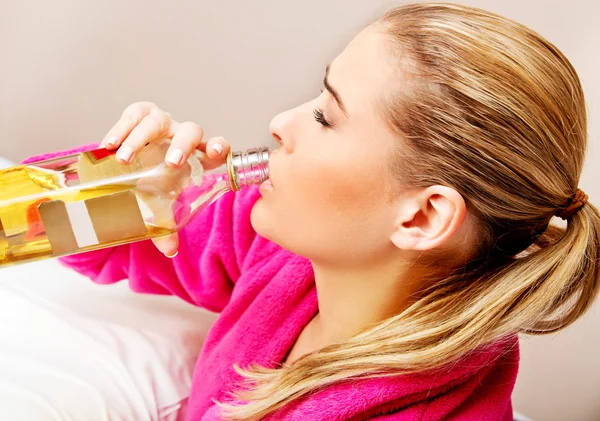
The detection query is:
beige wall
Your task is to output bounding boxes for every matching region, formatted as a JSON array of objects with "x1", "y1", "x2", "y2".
[{"x1": 1, "y1": 1, "x2": 598, "y2": 419}]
